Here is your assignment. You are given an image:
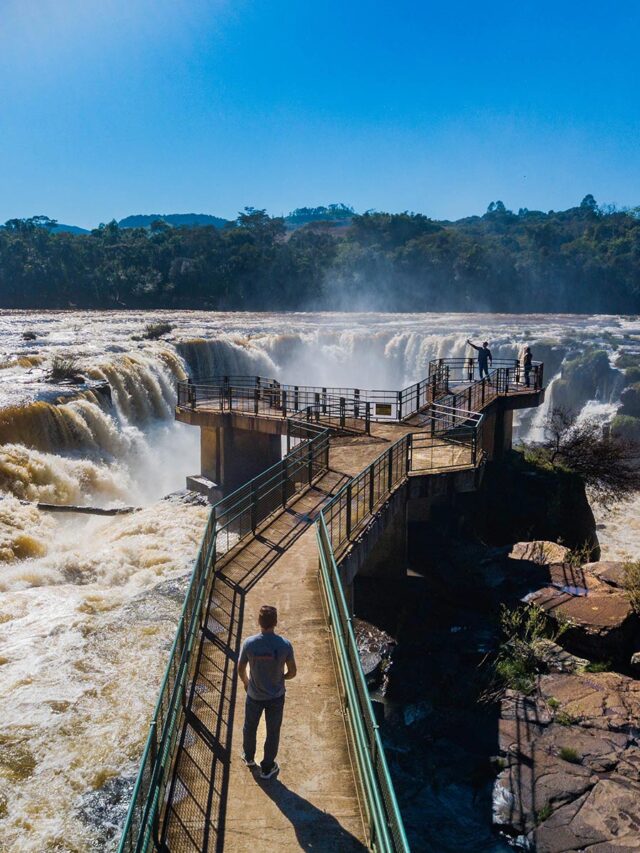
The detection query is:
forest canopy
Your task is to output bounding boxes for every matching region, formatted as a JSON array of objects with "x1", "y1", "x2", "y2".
[{"x1": 1, "y1": 198, "x2": 639, "y2": 312}]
